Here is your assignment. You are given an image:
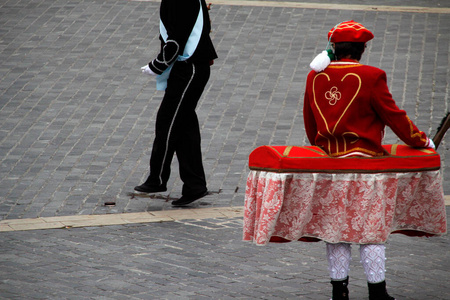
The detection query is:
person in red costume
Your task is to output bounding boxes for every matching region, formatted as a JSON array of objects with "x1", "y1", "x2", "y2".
[{"x1": 303, "y1": 21, "x2": 435, "y2": 300}]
